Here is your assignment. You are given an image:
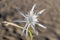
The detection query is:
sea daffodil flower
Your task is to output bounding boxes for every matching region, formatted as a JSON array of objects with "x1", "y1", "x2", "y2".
[{"x1": 14, "y1": 3, "x2": 47, "y2": 37}]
